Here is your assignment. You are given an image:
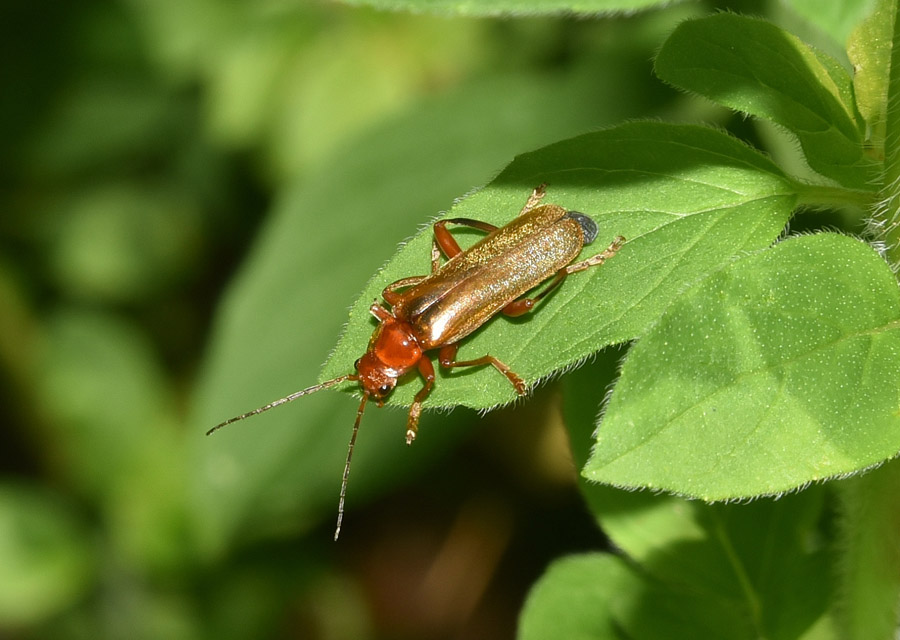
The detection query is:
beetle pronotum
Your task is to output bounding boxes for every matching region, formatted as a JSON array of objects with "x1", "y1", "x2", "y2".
[{"x1": 209, "y1": 185, "x2": 625, "y2": 539}]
